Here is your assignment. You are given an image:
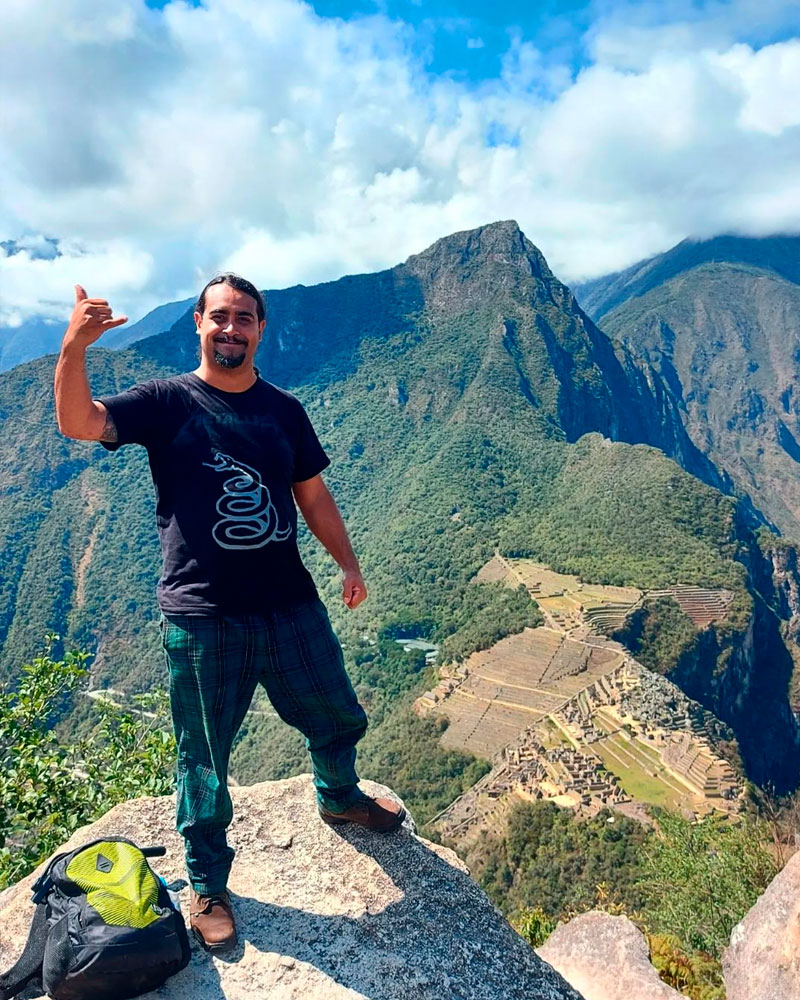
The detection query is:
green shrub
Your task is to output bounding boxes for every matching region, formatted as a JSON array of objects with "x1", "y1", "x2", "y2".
[
  {"x1": 639, "y1": 811, "x2": 777, "y2": 957},
  {"x1": 648, "y1": 933, "x2": 725, "y2": 1000},
  {"x1": 510, "y1": 906, "x2": 557, "y2": 948},
  {"x1": 0, "y1": 635, "x2": 176, "y2": 889}
]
